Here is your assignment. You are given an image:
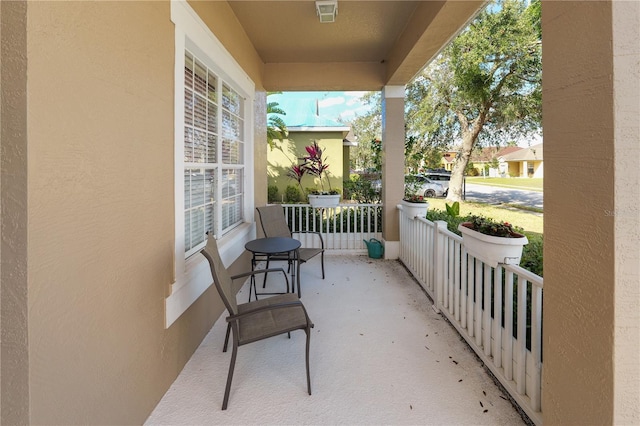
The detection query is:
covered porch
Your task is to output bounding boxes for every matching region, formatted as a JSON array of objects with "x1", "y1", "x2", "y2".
[
  {"x1": 146, "y1": 253, "x2": 526, "y2": 425},
  {"x1": 1, "y1": 1, "x2": 637, "y2": 425}
]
